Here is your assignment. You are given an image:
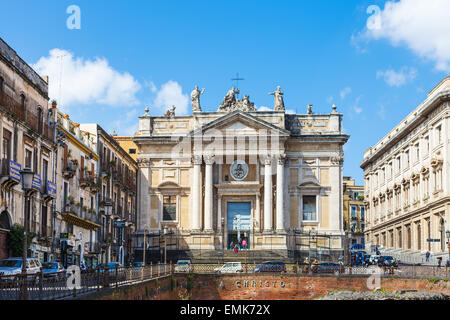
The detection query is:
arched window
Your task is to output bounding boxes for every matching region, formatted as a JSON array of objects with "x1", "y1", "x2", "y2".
[
  {"x1": 37, "y1": 107, "x2": 43, "y2": 134},
  {"x1": 20, "y1": 93, "x2": 26, "y2": 119}
]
